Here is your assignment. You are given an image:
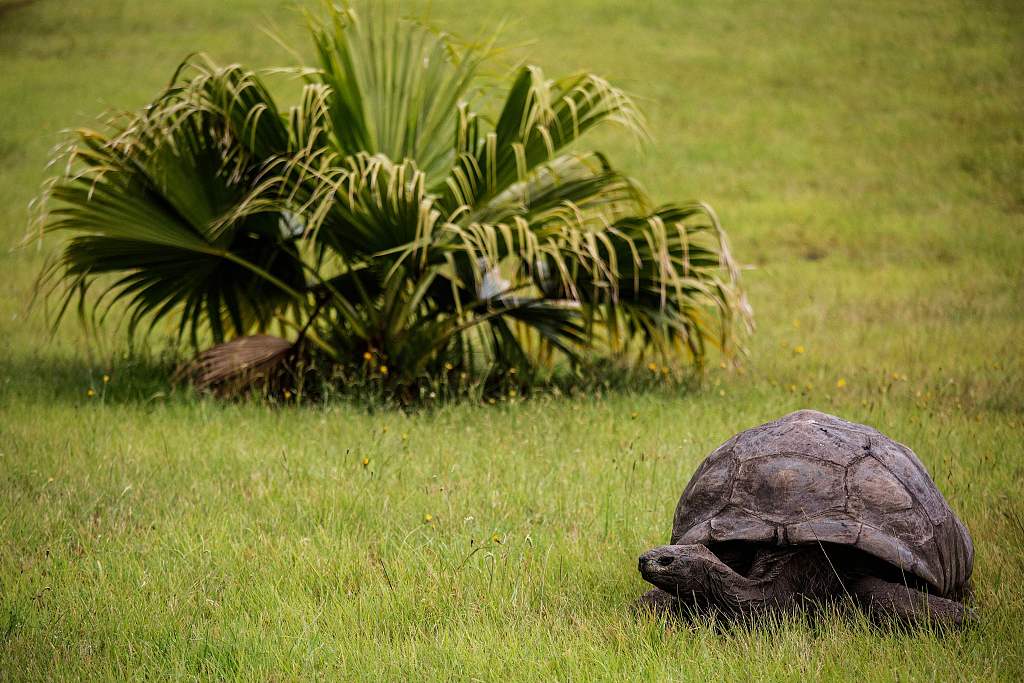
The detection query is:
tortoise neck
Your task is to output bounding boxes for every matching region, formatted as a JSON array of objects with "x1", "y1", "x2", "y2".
[{"x1": 704, "y1": 554, "x2": 768, "y2": 607}]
